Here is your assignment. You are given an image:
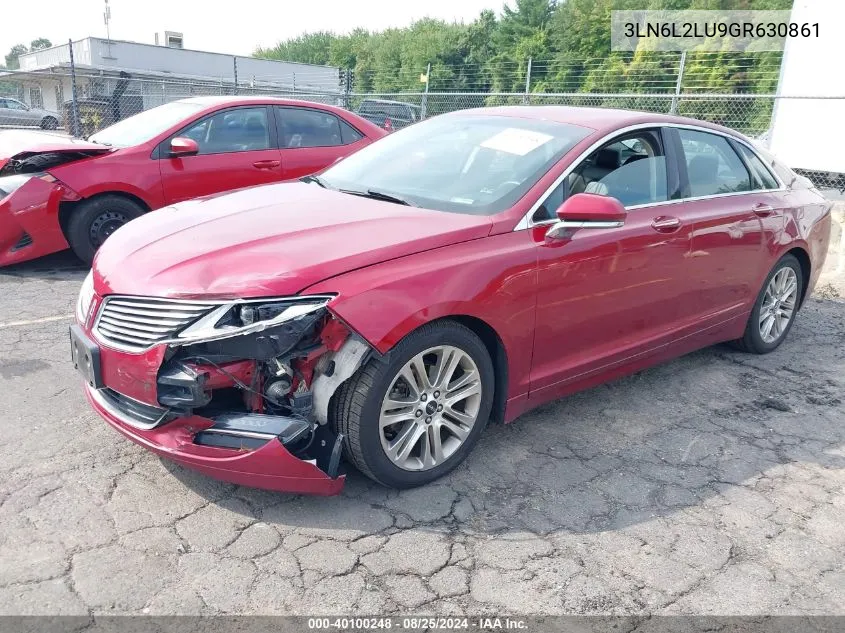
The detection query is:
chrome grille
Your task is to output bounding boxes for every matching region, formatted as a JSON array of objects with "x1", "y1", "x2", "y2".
[{"x1": 95, "y1": 296, "x2": 218, "y2": 352}]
